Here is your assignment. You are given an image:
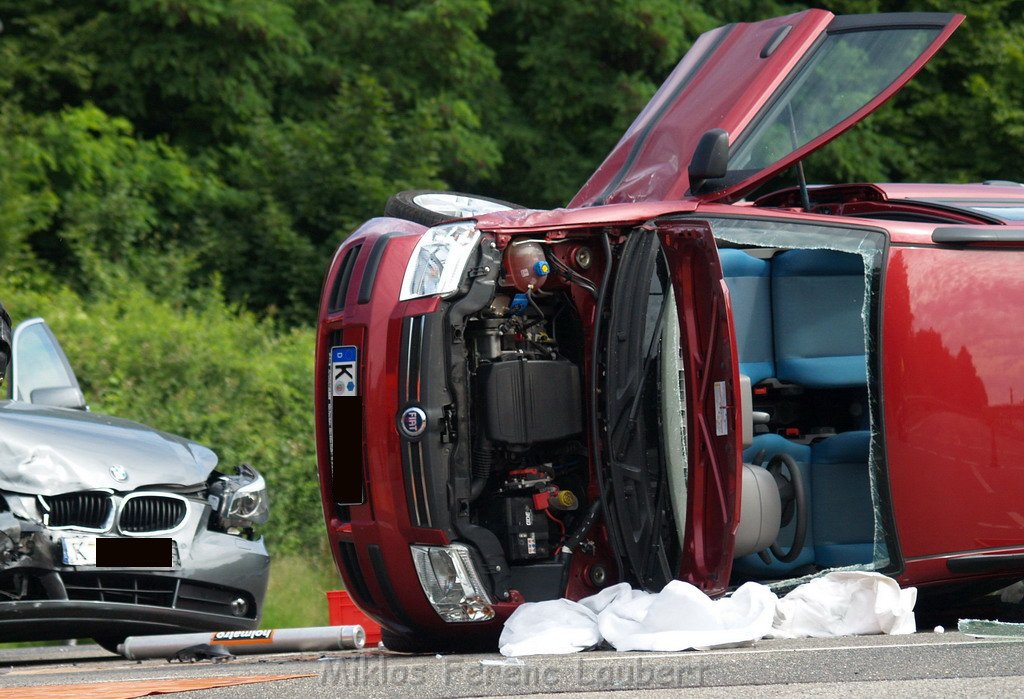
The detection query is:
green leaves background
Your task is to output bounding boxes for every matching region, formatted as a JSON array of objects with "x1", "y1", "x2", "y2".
[{"x1": 1, "y1": 0, "x2": 1019, "y2": 557}]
